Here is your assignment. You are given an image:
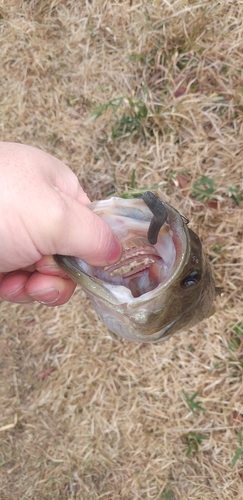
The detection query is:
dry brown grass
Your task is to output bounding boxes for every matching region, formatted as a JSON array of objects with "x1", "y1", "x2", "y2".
[{"x1": 0, "y1": 1, "x2": 243, "y2": 498}]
